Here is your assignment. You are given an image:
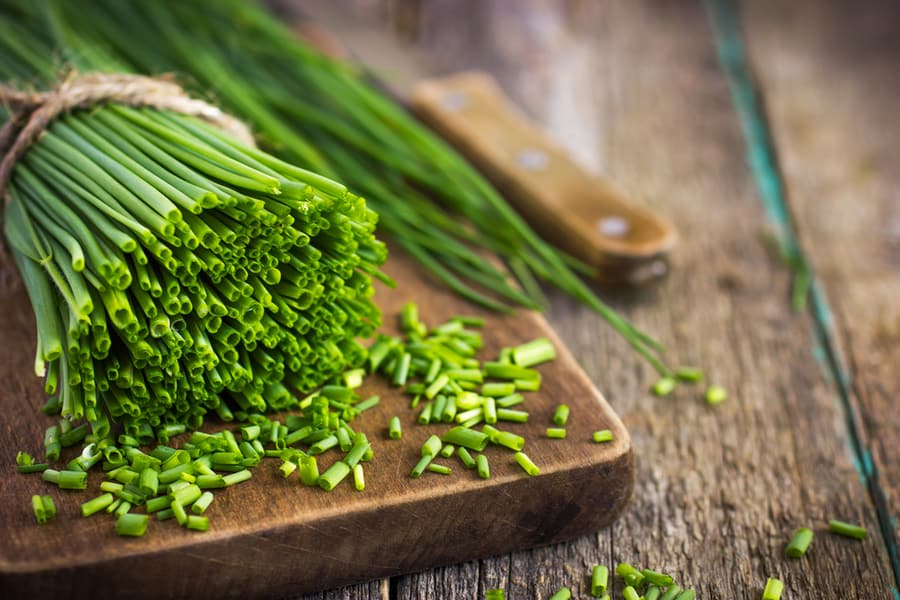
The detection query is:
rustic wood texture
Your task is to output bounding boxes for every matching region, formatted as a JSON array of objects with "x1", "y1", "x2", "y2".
[
  {"x1": 0, "y1": 246, "x2": 633, "y2": 599},
  {"x1": 294, "y1": 0, "x2": 899, "y2": 598},
  {"x1": 409, "y1": 71, "x2": 677, "y2": 284},
  {"x1": 742, "y1": 0, "x2": 900, "y2": 561}
]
